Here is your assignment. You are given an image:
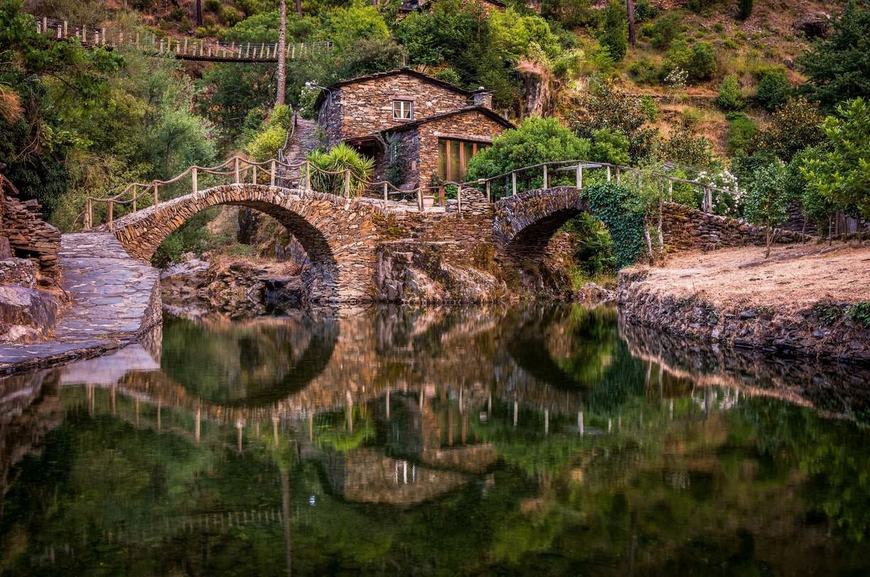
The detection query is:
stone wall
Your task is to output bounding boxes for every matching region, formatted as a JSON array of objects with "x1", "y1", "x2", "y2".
[
  {"x1": 317, "y1": 72, "x2": 470, "y2": 146},
  {"x1": 662, "y1": 202, "x2": 809, "y2": 252},
  {"x1": 1, "y1": 194, "x2": 62, "y2": 287},
  {"x1": 415, "y1": 109, "x2": 508, "y2": 188}
]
